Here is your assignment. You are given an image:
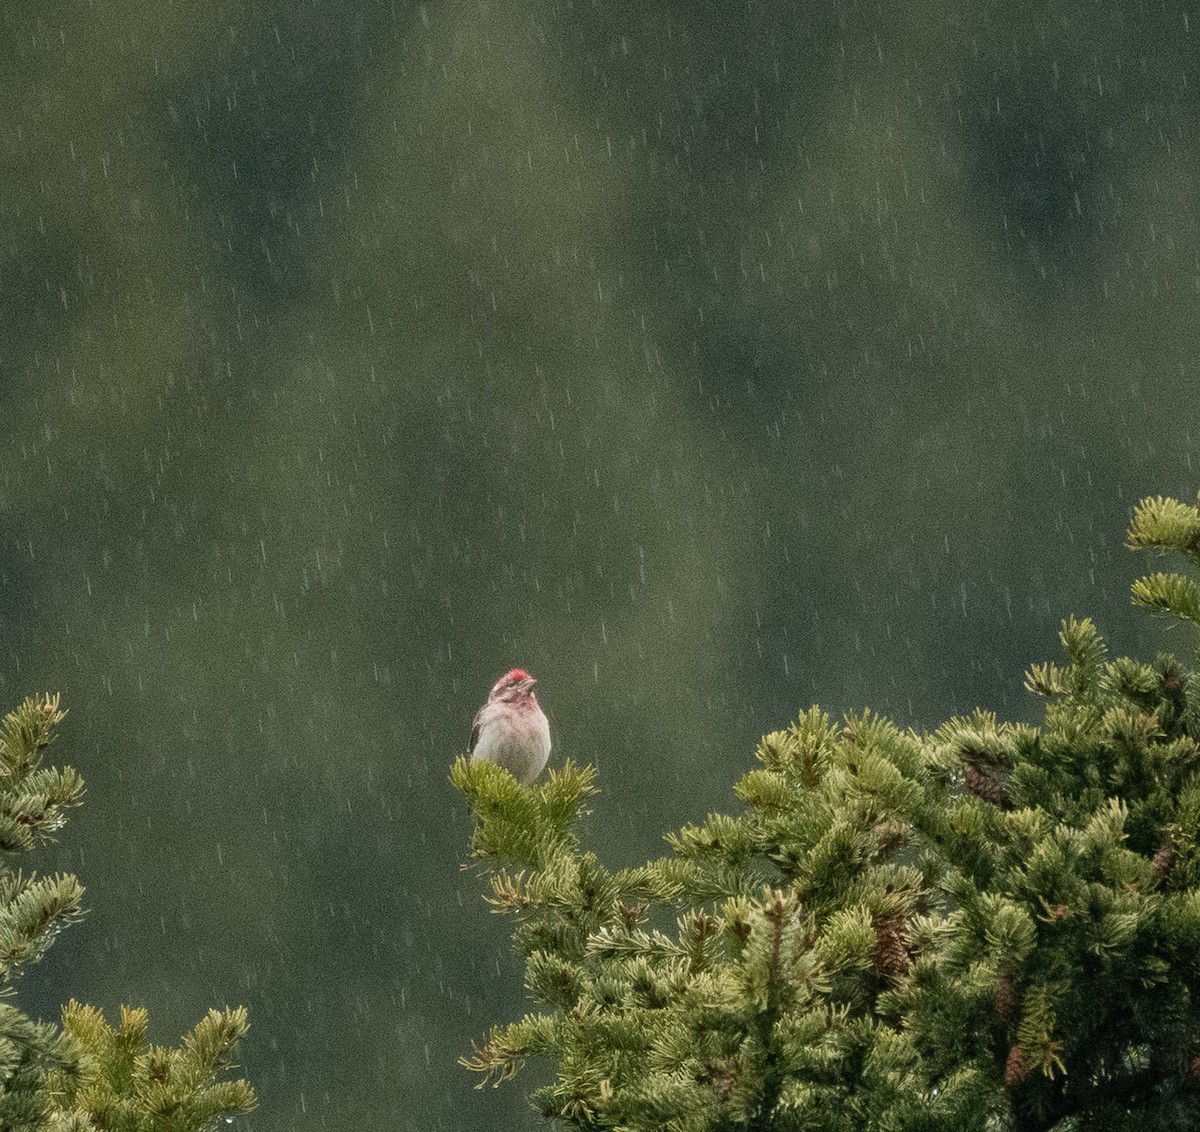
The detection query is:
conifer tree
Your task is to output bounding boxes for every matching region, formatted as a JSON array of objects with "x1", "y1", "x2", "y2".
[
  {"x1": 0, "y1": 694, "x2": 255, "y2": 1131},
  {"x1": 454, "y1": 490, "x2": 1200, "y2": 1131}
]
